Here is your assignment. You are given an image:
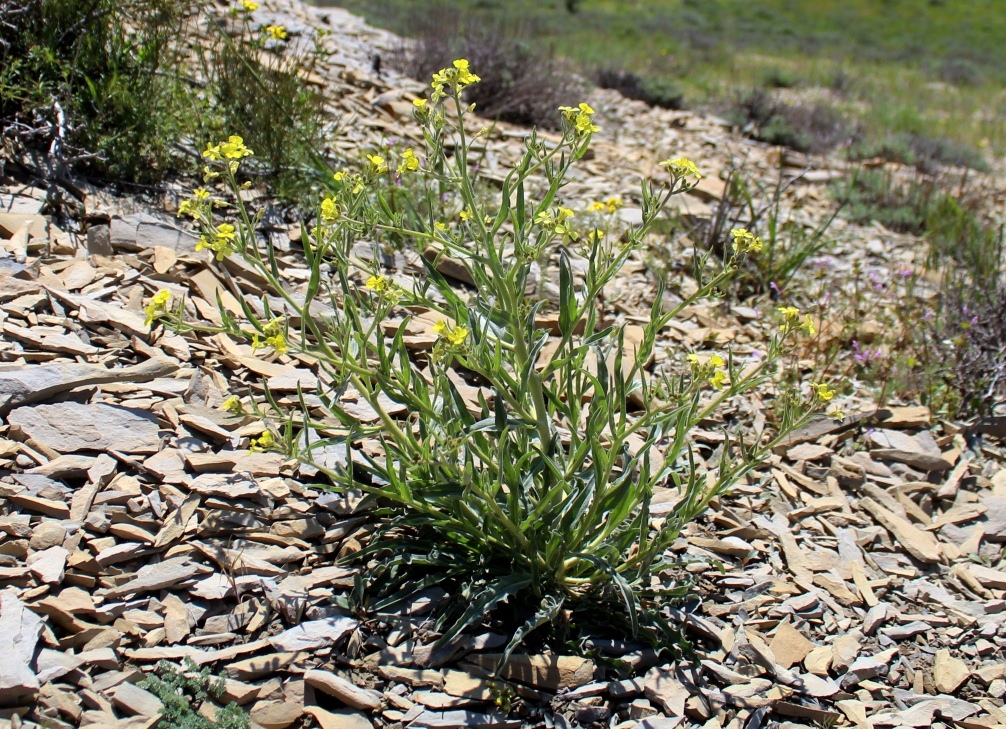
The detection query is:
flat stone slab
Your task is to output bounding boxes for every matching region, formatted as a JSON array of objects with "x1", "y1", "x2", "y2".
[{"x1": 8, "y1": 401, "x2": 161, "y2": 454}]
